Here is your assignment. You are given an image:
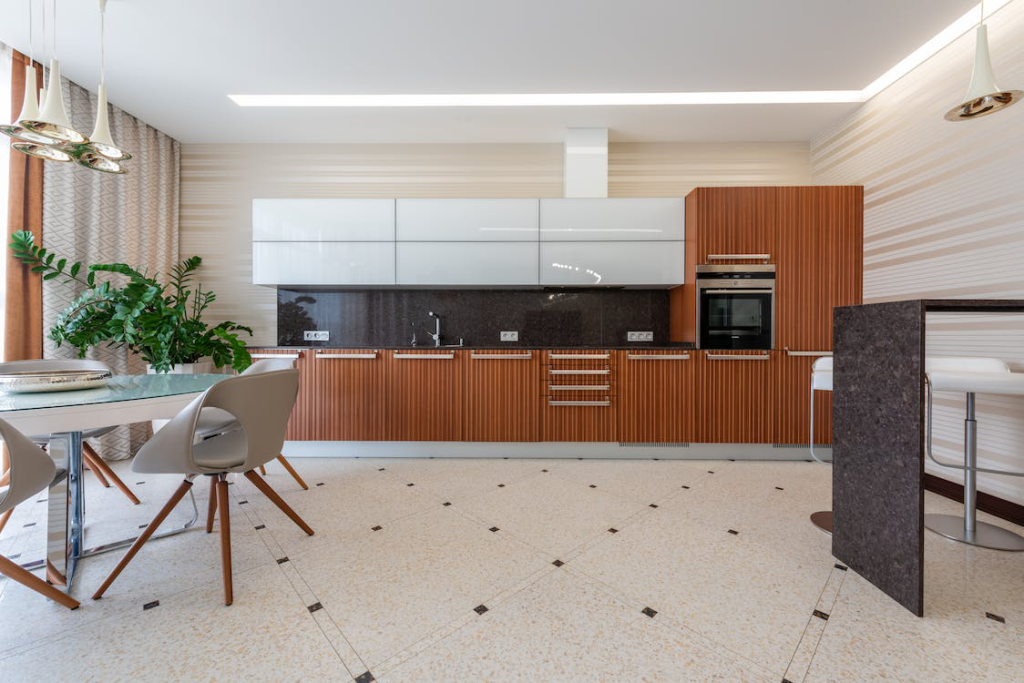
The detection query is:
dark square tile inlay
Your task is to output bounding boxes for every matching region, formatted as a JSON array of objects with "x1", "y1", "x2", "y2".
[
  {"x1": 608, "y1": 528, "x2": 619, "y2": 534},
  {"x1": 371, "y1": 525, "x2": 383, "y2": 531},
  {"x1": 139, "y1": 523, "x2": 148, "y2": 529},
  {"x1": 23, "y1": 522, "x2": 35, "y2": 528},
  {"x1": 542, "y1": 469, "x2": 549, "y2": 473},
  {"x1": 308, "y1": 602, "x2": 323, "y2": 613},
  {"x1": 474, "y1": 604, "x2": 489, "y2": 615},
  {"x1": 8, "y1": 553, "x2": 20, "y2": 560},
  {"x1": 728, "y1": 529, "x2": 739, "y2": 535},
  {"x1": 378, "y1": 468, "x2": 385, "y2": 471},
  {"x1": 775, "y1": 486, "x2": 785, "y2": 491},
  {"x1": 497, "y1": 484, "x2": 505, "y2": 488},
  {"x1": 489, "y1": 527, "x2": 500, "y2": 532},
  {"x1": 136, "y1": 481, "x2": 145, "y2": 485},
  {"x1": 255, "y1": 524, "x2": 266, "y2": 530},
  {"x1": 443, "y1": 502, "x2": 452, "y2": 506},
  {"x1": 681, "y1": 485, "x2": 690, "y2": 489},
  {"x1": 835, "y1": 563, "x2": 848, "y2": 571},
  {"x1": 355, "y1": 672, "x2": 375, "y2": 683},
  {"x1": 649, "y1": 504, "x2": 658, "y2": 509},
  {"x1": 985, "y1": 612, "x2": 1006, "y2": 623},
  {"x1": 406, "y1": 483, "x2": 415, "y2": 487},
  {"x1": 812, "y1": 609, "x2": 830, "y2": 621},
  {"x1": 238, "y1": 500, "x2": 248, "y2": 505},
  {"x1": 707, "y1": 470, "x2": 715, "y2": 474},
  {"x1": 641, "y1": 607, "x2": 657, "y2": 618},
  {"x1": 35, "y1": 499, "x2": 45, "y2": 503},
  {"x1": 143, "y1": 600, "x2": 160, "y2": 611},
  {"x1": 552, "y1": 559, "x2": 565, "y2": 567},
  {"x1": 316, "y1": 482, "x2": 324, "y2": 486},
  {"x1": 277, "y1": 557, "x2": 290, "y2": 564},
  {"x1": 589, "y1": 484, "x2": 597, "y2": 489}
]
